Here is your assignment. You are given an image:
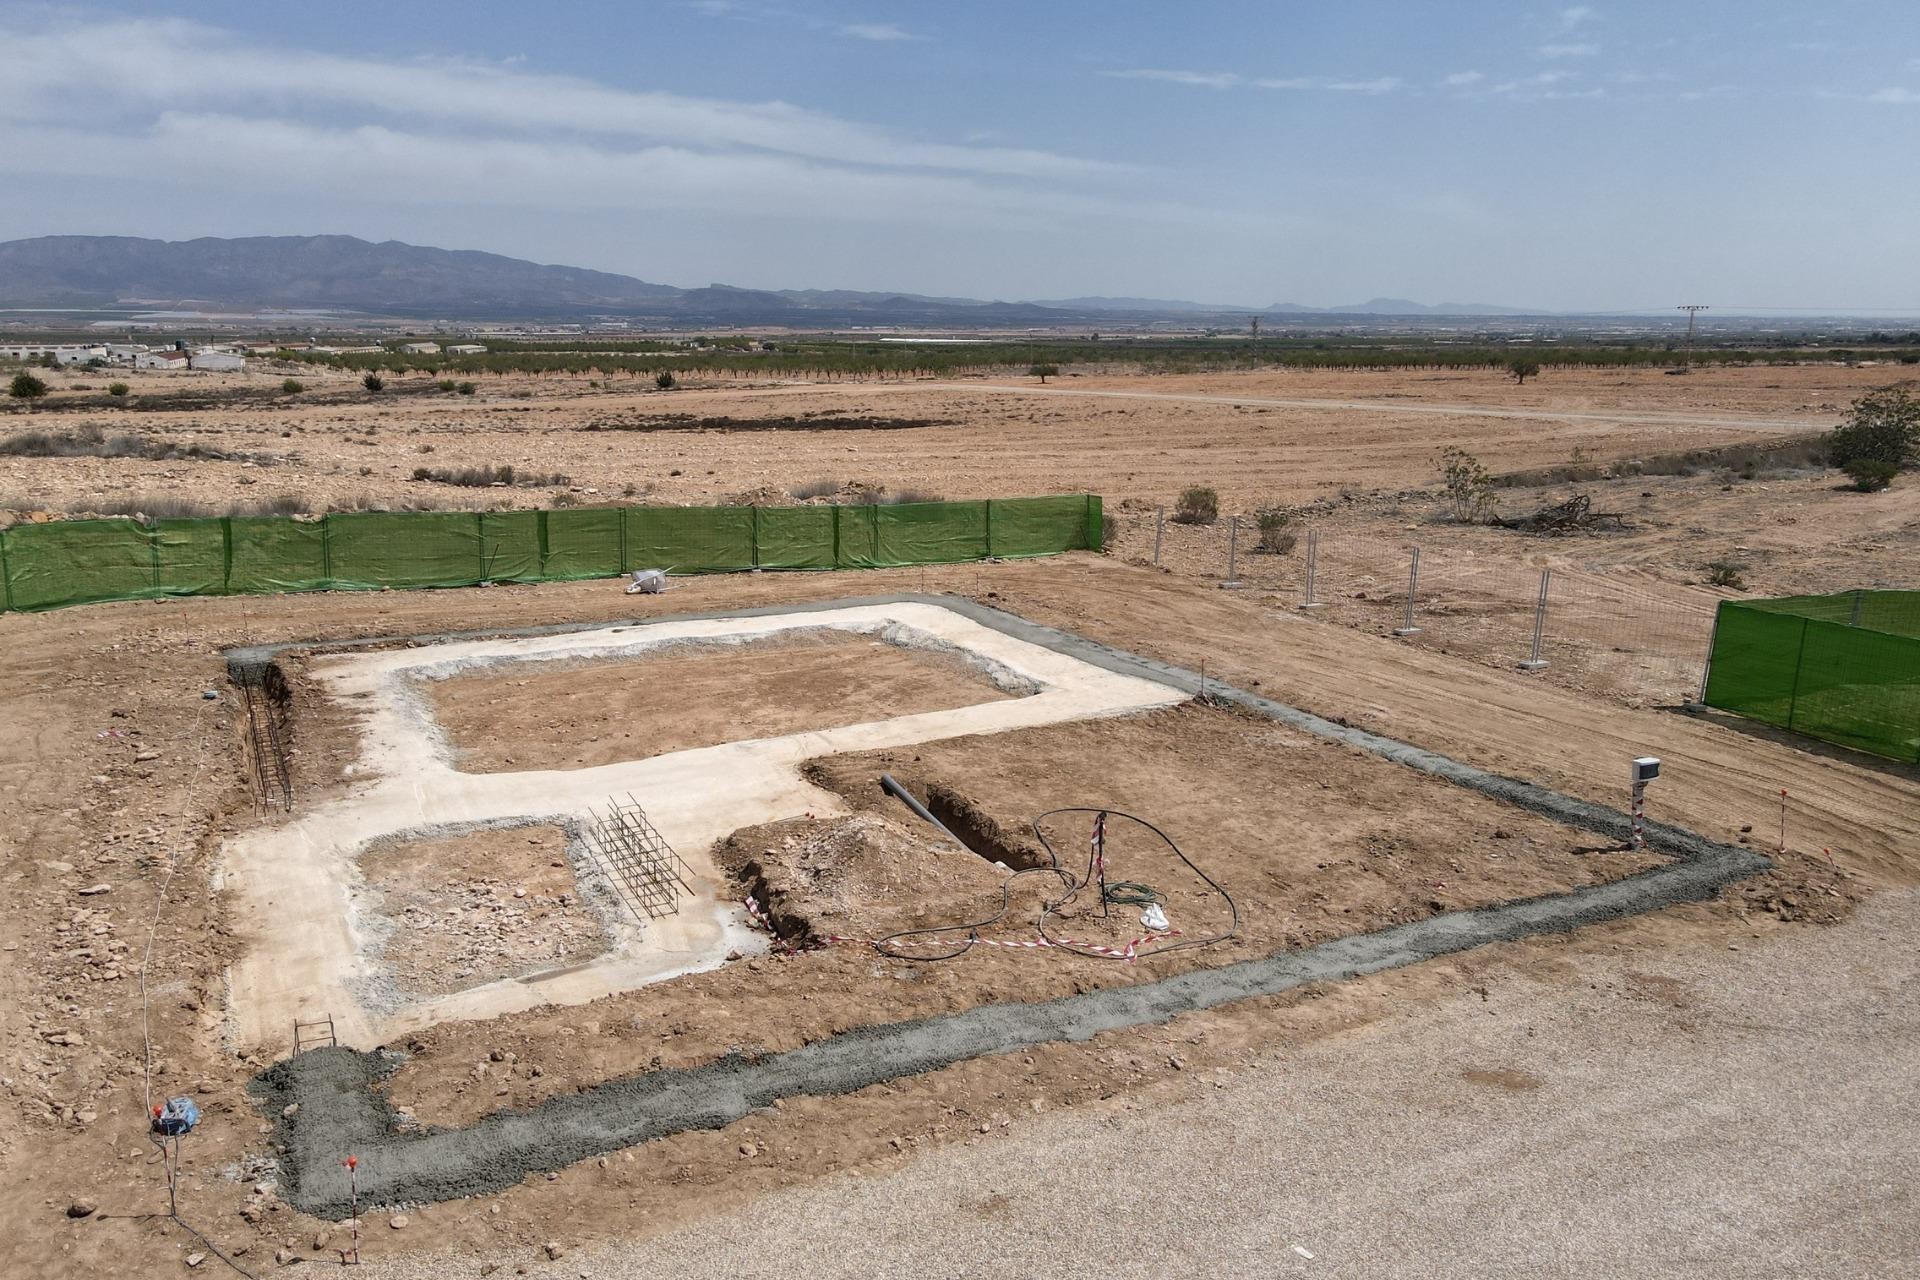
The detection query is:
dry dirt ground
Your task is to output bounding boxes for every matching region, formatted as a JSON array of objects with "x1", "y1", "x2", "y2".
[
  {"x1": 0, "y1": 360, "x2": 1887, "y2": 517},
  {"x1": 425, "y1": 629, "x2": 1015, "y2": 771},
  {"x1": 2, "y1": 364, "x2": 1916, "y2": 1278}
]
